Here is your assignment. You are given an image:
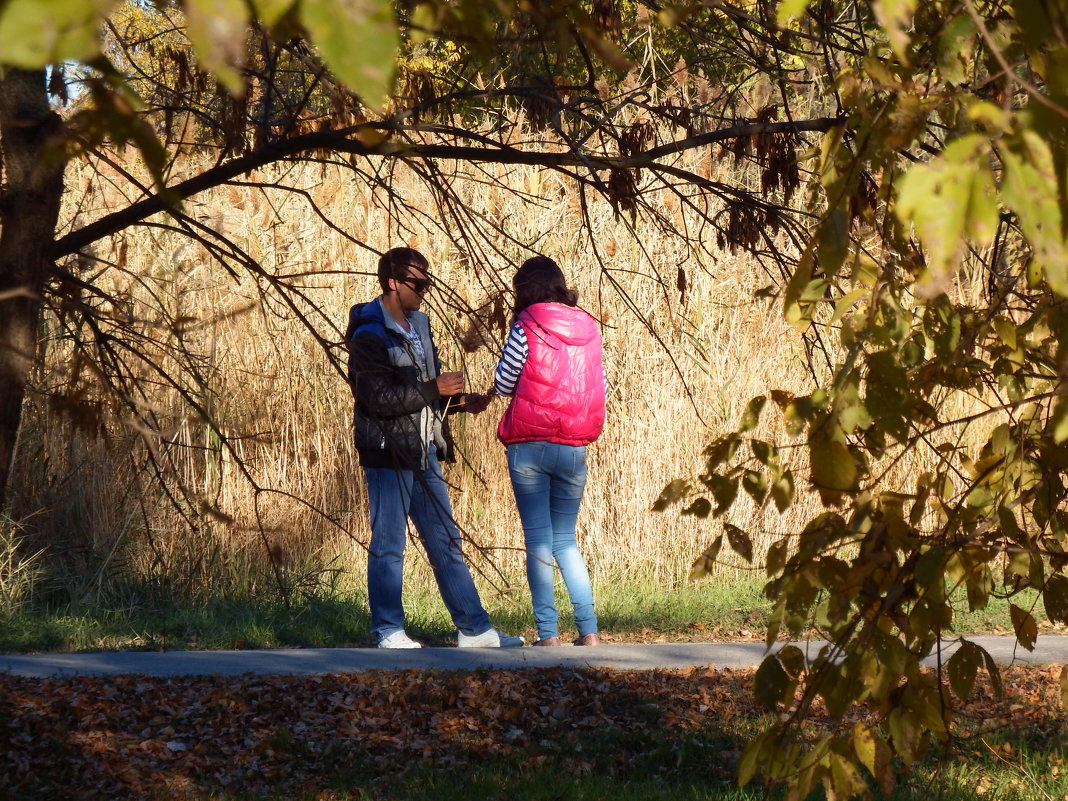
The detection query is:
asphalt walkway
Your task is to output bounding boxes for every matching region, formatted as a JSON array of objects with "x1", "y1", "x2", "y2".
[{"x1": 2, "y1": 635, "x2": 1065, "y2": 678}]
